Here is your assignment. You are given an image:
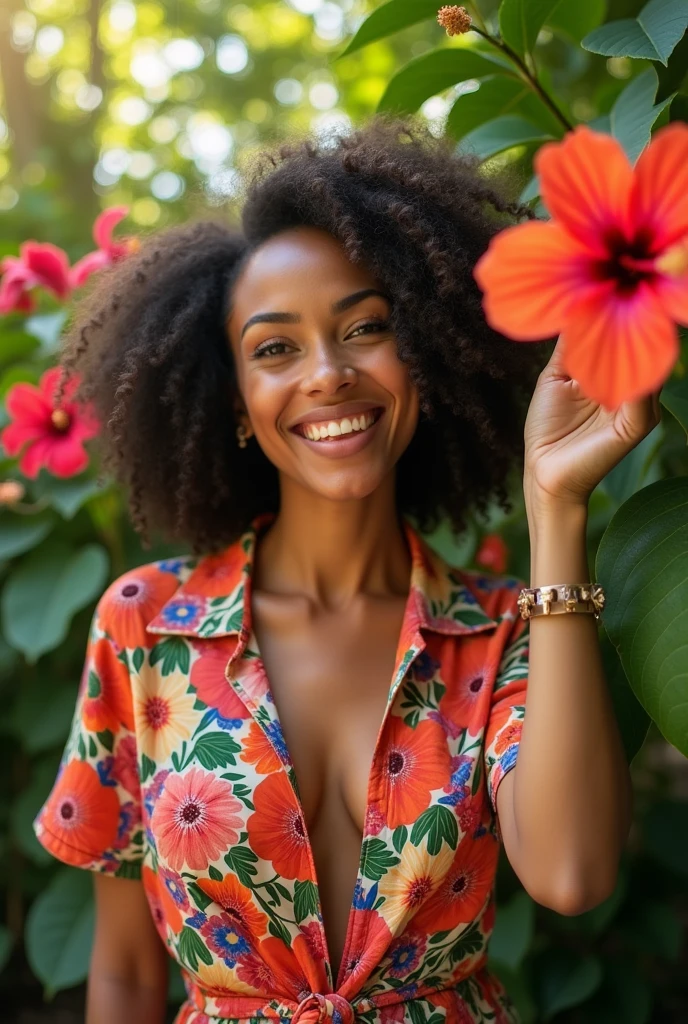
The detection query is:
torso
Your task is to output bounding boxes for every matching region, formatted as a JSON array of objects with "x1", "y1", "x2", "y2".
[{"x1": 251, "y1": 587, "x2": 408, "y2": 980}]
